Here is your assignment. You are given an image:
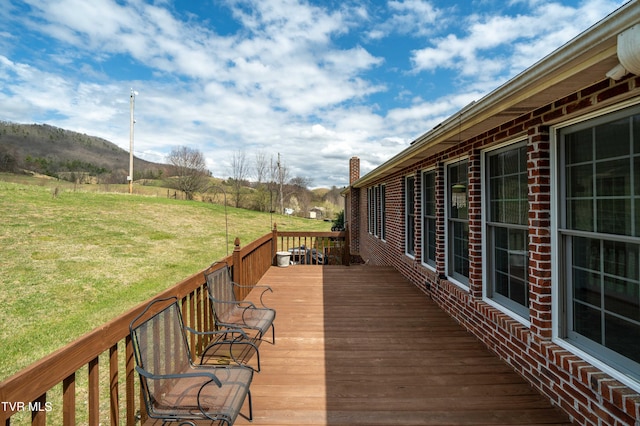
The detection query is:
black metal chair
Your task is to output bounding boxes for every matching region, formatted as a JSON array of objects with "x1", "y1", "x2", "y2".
[
  {"x1": 204, "y1": 263, "x2": 276, "y2": 344},
  {"x1": 129, "y1": 296, "x2": 253, "y2": 425}
]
